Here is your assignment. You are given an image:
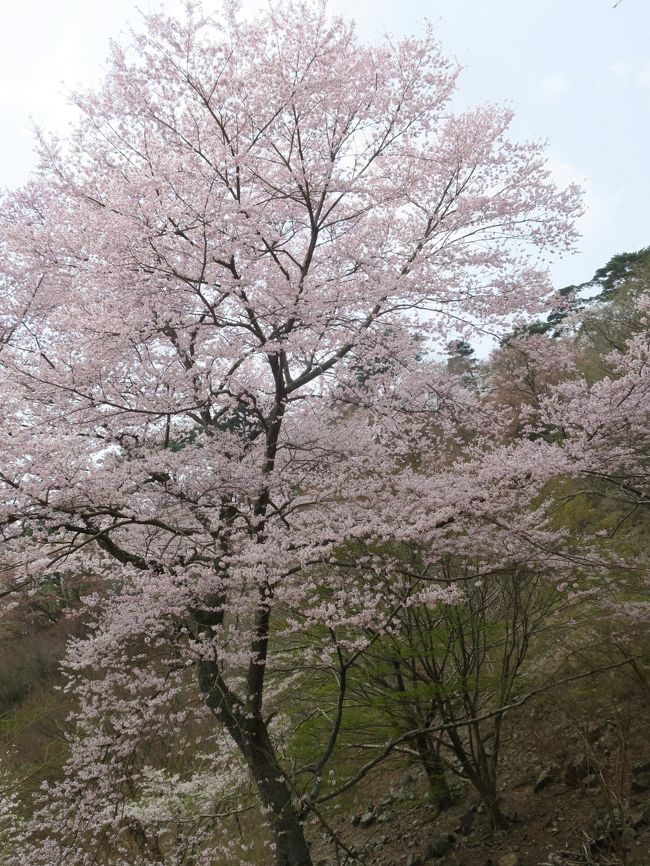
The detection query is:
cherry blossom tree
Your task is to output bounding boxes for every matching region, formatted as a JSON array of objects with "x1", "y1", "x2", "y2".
[
  {"x1": 539, "y1": 294, "x2": 650, "y2": 548},
  {"x1": 0, "y1": 2, "x2": 581, "y2": 863},
  {"x1": 482, "y1": 283, "x2": 650, "y2": 629}
]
